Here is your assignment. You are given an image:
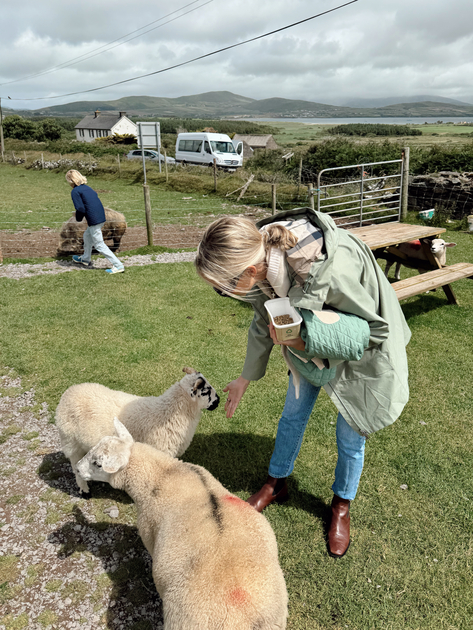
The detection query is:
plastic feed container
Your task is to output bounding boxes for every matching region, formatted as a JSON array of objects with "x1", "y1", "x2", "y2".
[{"x1": 264, "y1": 297, "x2": 303, "y2": 342}]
